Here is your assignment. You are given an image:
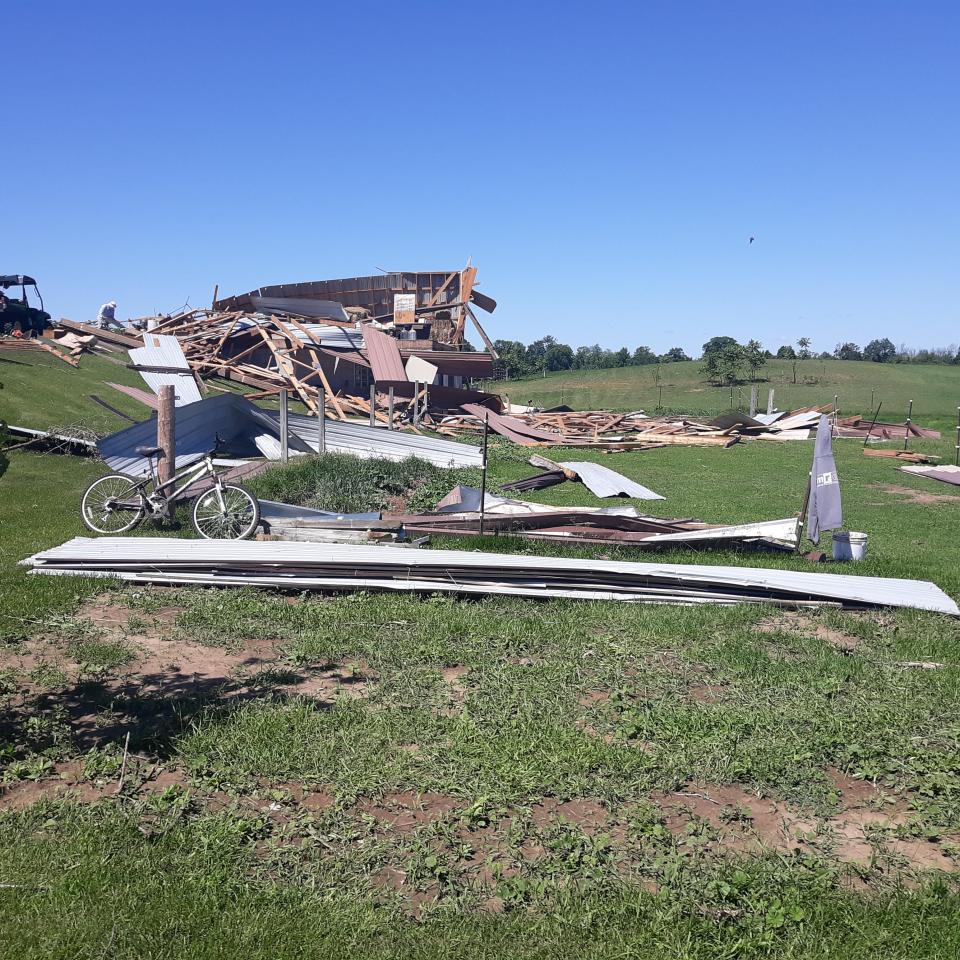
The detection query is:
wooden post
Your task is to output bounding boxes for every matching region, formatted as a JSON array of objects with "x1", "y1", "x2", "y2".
[
  {"x1": 413, "y1": 381, "x2": 421, "y2": 425},
  {"x1": 904, "y1": 399, "x2": 914, "y2": 451},
  {"x1": 478, "y1": 414, "x2": 490, "y2": 537},
  {"x1": 767, "y1": 388, "x2": 775, "y2": 415},
  {"x1": 279, "y1": 388, "x2": 289, "y2": 464},
  {"x1": 387, "y1": 387, "x2": 395, "y2": 430},
  {"x1": 211, "y1": 283, "x2": 218, "y2": 309},
  {"x1": 369, "y1": 384, "x2": 377, "y2": 427},
  {"x1": 319, "y1": 389, "x2": 326, "y2": 453},
  {"x1": 749, "y1": 385, "x2": 758, "y2": 417},
  {"x1": 157, "y1": 385, "x2": 175, "y2": 485}
]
